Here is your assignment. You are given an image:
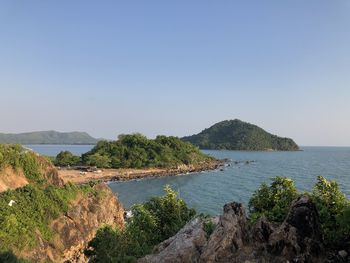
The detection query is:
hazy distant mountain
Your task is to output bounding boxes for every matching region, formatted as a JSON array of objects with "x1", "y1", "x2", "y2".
[
  {"x1": 182, "y1": 119, "x2": 299, "y2": 151},
  {"x1": 0, "y1": 131, "x2": 98, "y2": 145}
]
